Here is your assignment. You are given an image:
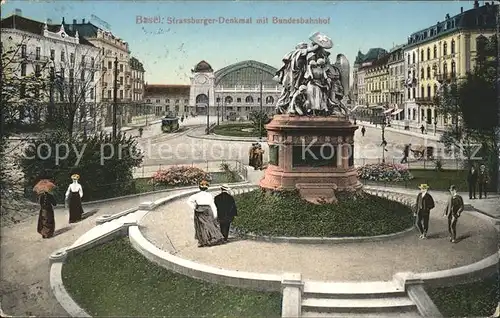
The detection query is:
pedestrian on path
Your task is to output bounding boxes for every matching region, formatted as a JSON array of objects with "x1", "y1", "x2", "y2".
[
  {"x1": 214, "y1": 184, "x2": 238, "y2": 242},
  {"x1": 478, "y1": 164, "x2": 489, "y2": 199},
  {"x1": 420, "y1": 124, "x2": 425, "y2": 134},
  {"x1": 467, "y1": 165, "x2": 478, "y2": 199},
  {"x1": 401, "y1": 144, "x2": 411, "y2": 163},
  {"x1": 34, "y1": 179, "x2": 57, "y2": 239},
  {"x1": 361, "y1": 126, "x2": 366, "y2": 137},
  {"x1": 443, "y1": 185, "x2": 464, "y2": 243},
  {"x1": 414, "y1": 184, "x2": 435, "y2": 239},
  {"x1": 187, "y1": 180, "x2": 224, "y2": 247},
  {"x1": 253, "y1": 144, "x2": 265, "y2": 170},
  {"x1": 138, "y1": 127, "x2": 144, "y2": 137},
  {"x1": 249, "y1": 143, "x2": 257, "y2": 168},
  {"x1": 65, "y1": 174, "x2": 84, "y2": 223}
]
